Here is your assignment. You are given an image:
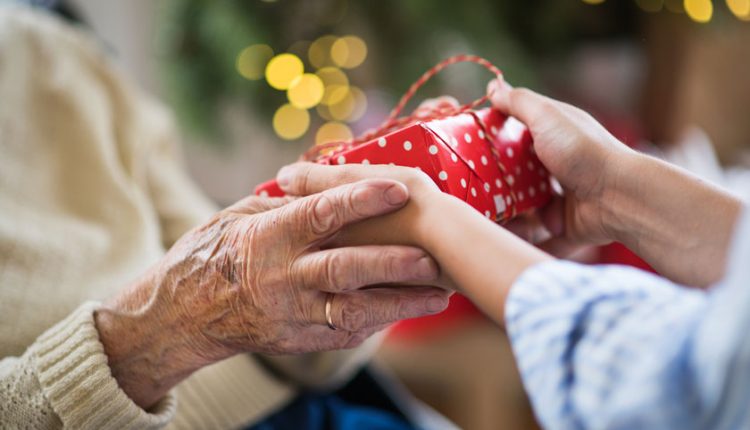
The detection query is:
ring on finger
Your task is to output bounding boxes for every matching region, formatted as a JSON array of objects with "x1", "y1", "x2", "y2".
[{"x1": 325, "y1": 293, "x2": 338, "y2": 331}]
